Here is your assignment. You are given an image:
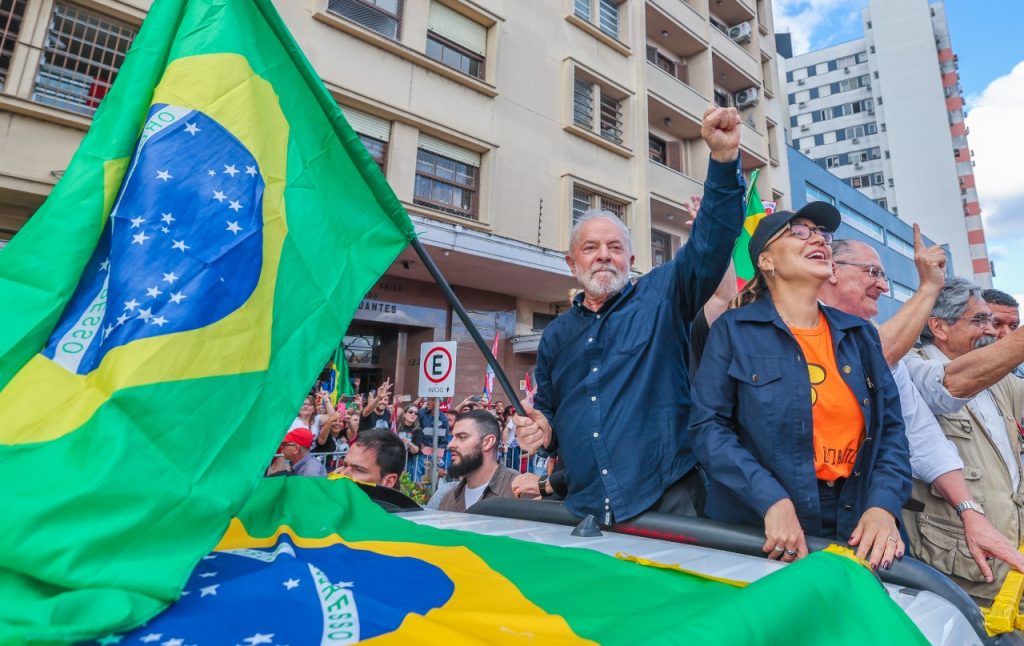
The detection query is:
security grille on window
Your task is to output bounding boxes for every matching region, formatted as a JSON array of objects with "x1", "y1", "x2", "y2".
[
  {"x1": 426, "y1": 2, "x2": 486, "y2": 79},
  {"x1": 574, "y1": 0, "x2": 620, "y2": 39},
  {"x1": 649, "y1": 135, "x2": 667, "y2": 164},
  {"x1": 328, "y1": 0, "x2": 403, "y2": 40},
  {"x1": 414, "y1": 135, "x2": 480, "y2": 220},
  {"x1": 599, "y1": 93, "x2": 623, "y2": 144},
  {"x1": 343, "y1": 106, "x2": 391, "y2": 171},
  {"x1": 572, "y1": 186, "x2": 626, "y2": 224},
  {"x1": 573, "y1": 78, "x2": 593, "y2": 129},
  {"x1": 0, "y1": 0, "x2": 26, "y2": 91},
  {"x1": 651, "y1": 229, "x2": 671, "y2": 267},
  {"x1": 32, "y1": 2, "x2": 137, "y2": 116}
]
